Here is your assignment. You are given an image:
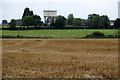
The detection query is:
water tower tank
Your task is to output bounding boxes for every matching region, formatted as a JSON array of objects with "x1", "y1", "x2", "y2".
[
  {"x1": 43, "y1": 10, "x2": 57, "y2": 24},
  {"x1": 44, "y1": 10, "x2": 57, "y2": 17}
]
